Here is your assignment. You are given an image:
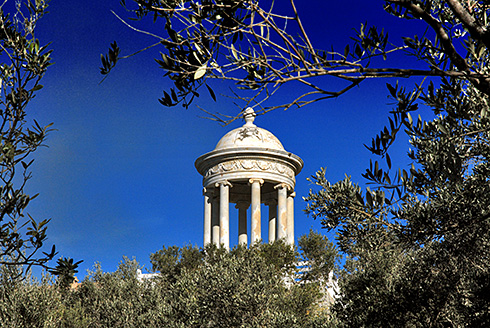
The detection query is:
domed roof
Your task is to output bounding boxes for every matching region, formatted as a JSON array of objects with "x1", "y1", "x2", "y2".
[{"x1": 214, "y1": 108, "x2": 285, "y2": 151}]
